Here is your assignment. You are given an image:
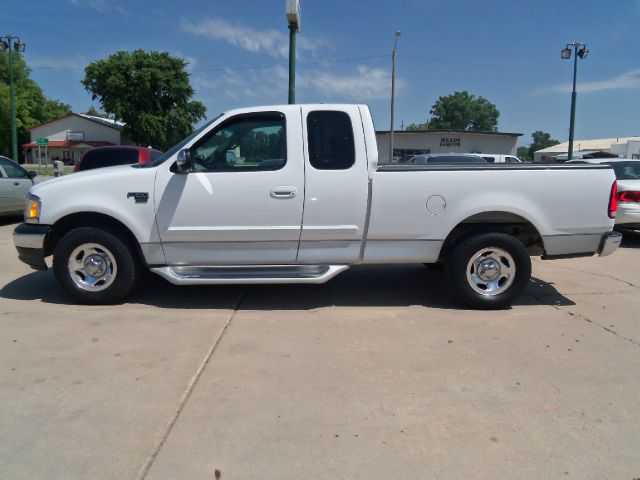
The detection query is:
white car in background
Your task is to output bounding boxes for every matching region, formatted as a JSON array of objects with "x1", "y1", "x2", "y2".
[
  {"x1": 479, "y1": 154, "x2": 521, "y2": 164},
  {"x1": 0, "y1": 156, "x2": 36, "y2": 217},
  {"x1": 568, "y1": 158, "x2": 640, "y2": 229}
]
